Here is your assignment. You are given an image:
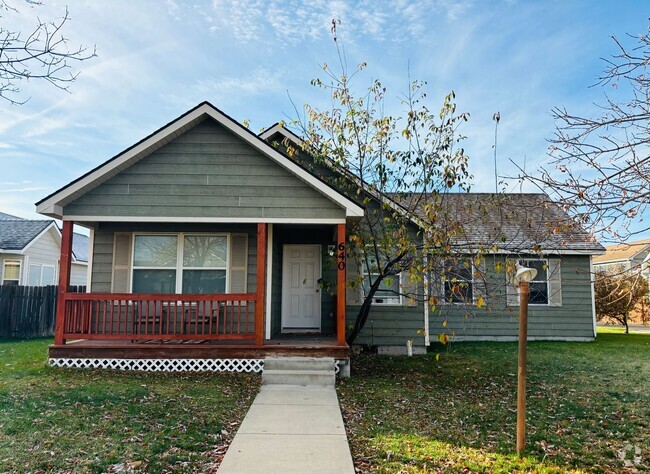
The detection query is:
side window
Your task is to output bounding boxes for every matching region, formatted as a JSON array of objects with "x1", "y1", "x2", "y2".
[
  {"x1": 519, "y1": 259, "x2": 548, "y2": 305},
  {"x1": 360, "y1": 254, "x2": 401, "y2": 305},
  {"x1": 2, "y1": 259, "x2": 21, "y2": 286},
  {"x1": 443, "y1": 259, "x2": 473, "y2": 304}
]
